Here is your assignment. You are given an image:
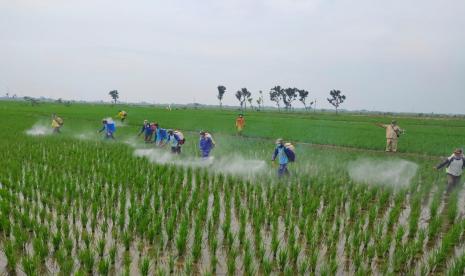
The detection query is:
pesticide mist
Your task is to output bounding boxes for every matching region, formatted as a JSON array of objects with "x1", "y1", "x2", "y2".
[
  {"x1": 348, "y1": 158, "x2": 418, "y2": 187},
  {"x1": 26, "y1": 122, "x2": 53, "y2": 136},
  {"x1": 134, "y1": 148, "x2": 267, "y2": 177}
]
